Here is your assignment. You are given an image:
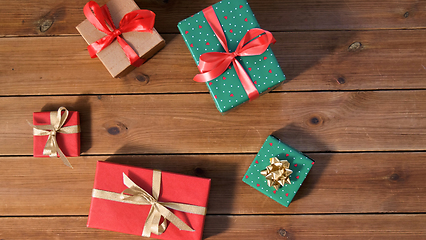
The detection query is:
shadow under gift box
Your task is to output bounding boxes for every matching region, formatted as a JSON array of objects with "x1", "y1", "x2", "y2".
[
  {"x1": 76, "y1": 0, "x2": 165, "y2": 78},
  {"x1": 87, "y1": 161, "x2": 211, "y2": 240},
  {"x1": 177, "y1": 0, "x2": 286, "y2": 113}
]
